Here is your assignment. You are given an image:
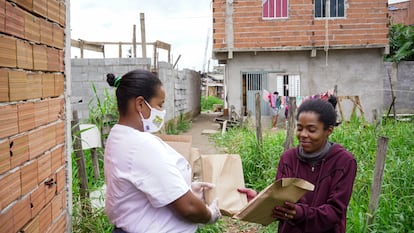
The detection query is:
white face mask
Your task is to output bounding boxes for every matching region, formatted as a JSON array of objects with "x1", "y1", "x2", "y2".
[{"x1": 139, "y1": 101, "x2": 166, "y2": 133}]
